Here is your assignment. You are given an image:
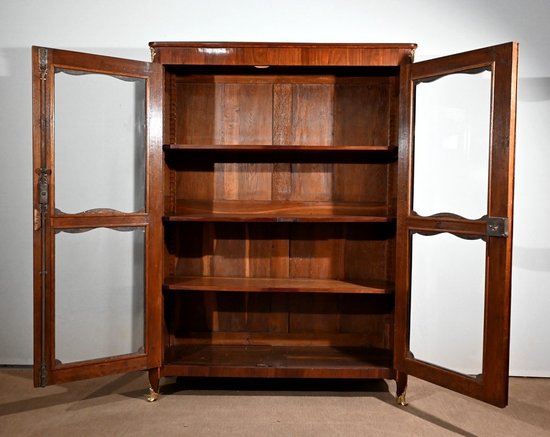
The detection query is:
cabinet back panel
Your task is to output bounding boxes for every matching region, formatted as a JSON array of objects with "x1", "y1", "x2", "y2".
[
  {"x1": 167, "y1": 156, "x2": 392, "y2": 206},
  {"x1": 168, "y1": 222, "x2": 394, "y2": 283},
  {"x1": 176, "y1": 82, "x2": 273, "y2": 145},
  {"x1": 290, "y1": 84, "x2": 334, "y2": 145},
  {"x1": 334, "y1": 82, "x2": 390, "y2": 145},
  {"x1": 166, "y1": 292, "x2": 392, "y2": 349},
  {"x1": 173, "y1": 72, "x2": 394, "y2": 147}
]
